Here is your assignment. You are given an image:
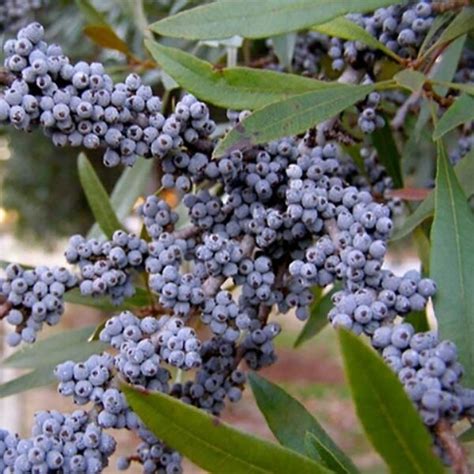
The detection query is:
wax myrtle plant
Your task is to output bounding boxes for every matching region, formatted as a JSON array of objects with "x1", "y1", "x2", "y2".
[{"x1": 0, "y1": 0, "x2": 473, "y2": 472}]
